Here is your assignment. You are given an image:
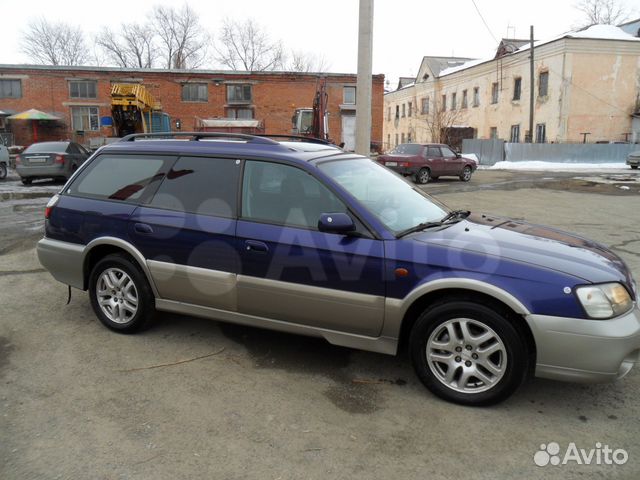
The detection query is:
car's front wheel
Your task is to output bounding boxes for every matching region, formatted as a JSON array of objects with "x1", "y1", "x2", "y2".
[
  {"x1": 416, "y1": 168, "x2": 430, "y2": 184},
  {"x1": 0, "y1": 163, "x2": 7, "y2": 180},
  {"x1": 89, "y1": 253, "x2": 156, "y2": 333},
  {"x1": 409, "y1": 300, "x2": 529, "y2": 406},
  {"x1": 460, "y1": 166, "x2": 473, "y2": 182},
  {"x1": 631, "y1": 165, "x2": 638, "y2": 170}
]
